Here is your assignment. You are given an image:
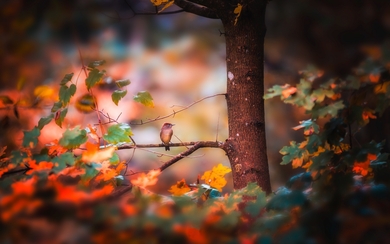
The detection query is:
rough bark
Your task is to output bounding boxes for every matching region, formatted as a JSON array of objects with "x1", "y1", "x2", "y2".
[
  {"x1": 175, "y1": 0, "x2": 271, "y2": 193},
  {"x1": 220, "y1": 2, "x2": 271, "y2": 193}
]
